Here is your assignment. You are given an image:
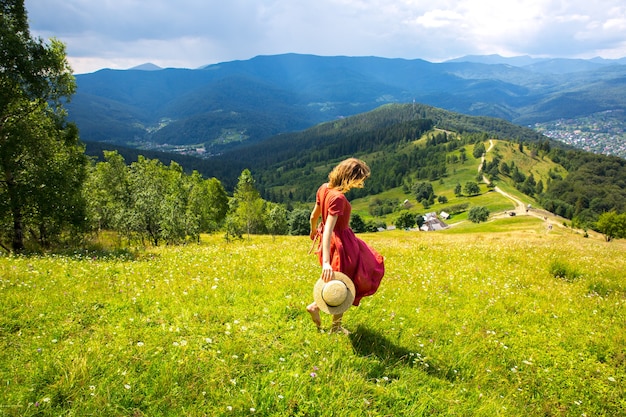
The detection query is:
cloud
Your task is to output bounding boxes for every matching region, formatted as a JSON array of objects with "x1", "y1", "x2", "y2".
[{"x1": 24, "y1": 0, "x2": 626, "y2": 74}]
